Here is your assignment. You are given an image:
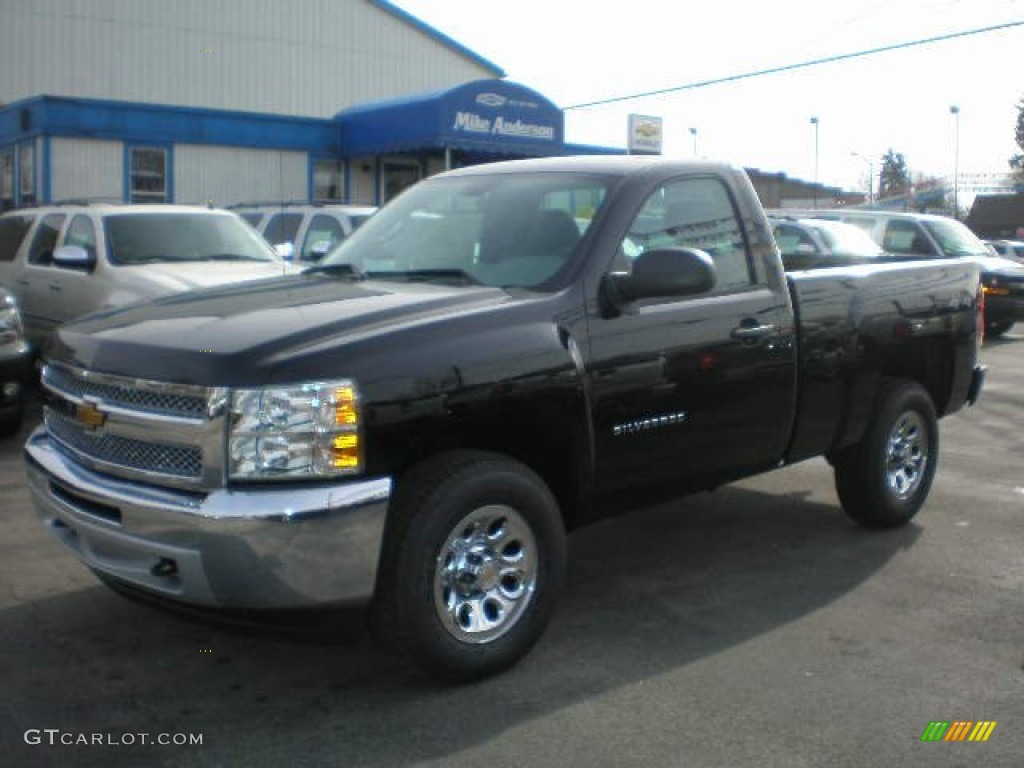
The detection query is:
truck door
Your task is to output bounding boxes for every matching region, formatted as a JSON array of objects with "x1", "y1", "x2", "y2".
[{"x1": 586, "y1": 175, "x2": 797, "y2": 498}]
